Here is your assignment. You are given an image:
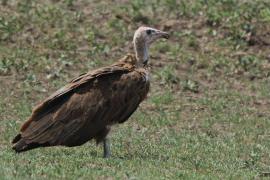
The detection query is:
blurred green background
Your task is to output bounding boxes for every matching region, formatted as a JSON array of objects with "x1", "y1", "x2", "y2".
[{"x1": 0, "y1": 0, "x2": 270, "y2": 179}]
